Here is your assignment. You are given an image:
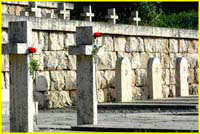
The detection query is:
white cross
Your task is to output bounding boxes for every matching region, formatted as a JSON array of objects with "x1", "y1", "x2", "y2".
[
  {"x1": 27, "y1": 2, "x2": 41, "y2": 17},
  {"x1": 81, "y1": 5, "x2": 94, "y2": 22},
  {"x1": 57, "y1": 3, "x2": 68, "y2": 20},
  {"x1": 132, "y1": 11, "x2": 141, "y2": 26},
  {"x1": 106, "y1": 8, "x2": 118, "y2": 24}
]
